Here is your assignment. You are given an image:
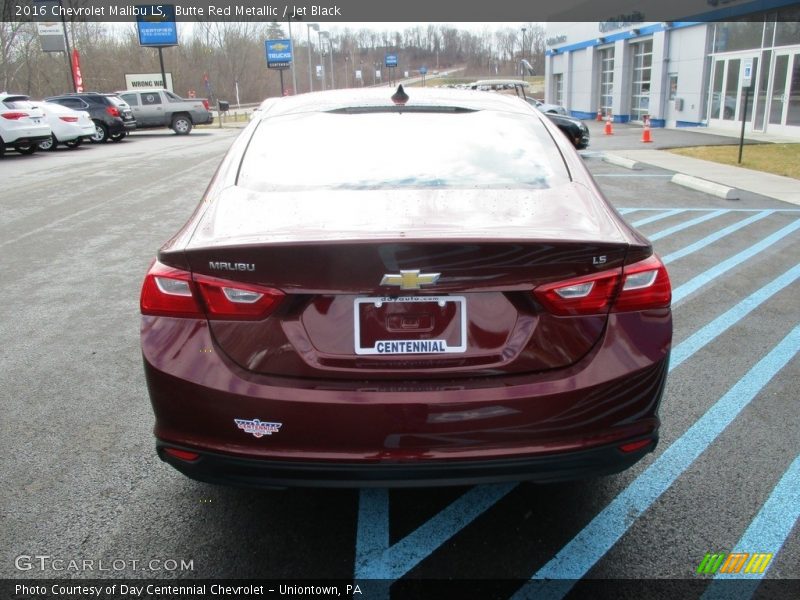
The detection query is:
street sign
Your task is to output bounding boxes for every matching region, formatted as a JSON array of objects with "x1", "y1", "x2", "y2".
[
  {"x1": 265, "y1": 39, "x2": 293, "y2": 70},
  {"x1": 385, "y1": 54, "x2": 398, "y2": 68},
  {"x1": 419, "y1": 66, "x2": 428, "y2": 75},
  {"x1": 741, "y1": 59, "x2": 754, "y2": 88},
  {"x1": 136, "y1": 5, "x2": 178, "y2": 47},
  {"x1": 355, "y1": 70, "x2": 363, "y2": 81}
]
